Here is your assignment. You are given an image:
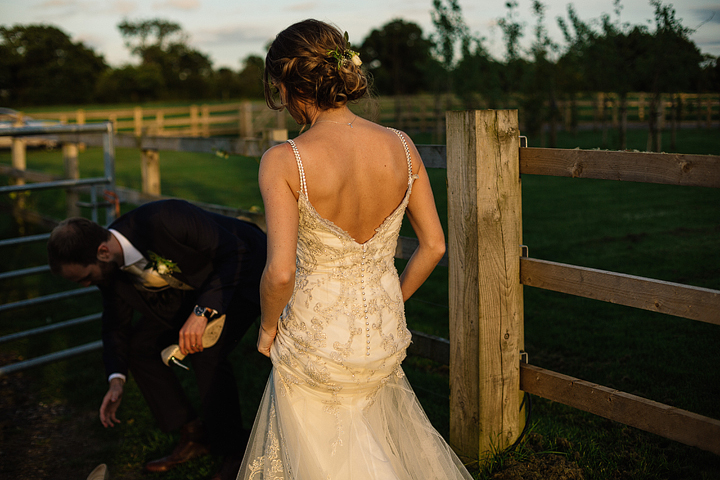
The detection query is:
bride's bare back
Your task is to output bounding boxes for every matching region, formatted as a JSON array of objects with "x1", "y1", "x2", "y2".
[{"x1": 285, "y1": 117, "x2": 414, "y2": 244}]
